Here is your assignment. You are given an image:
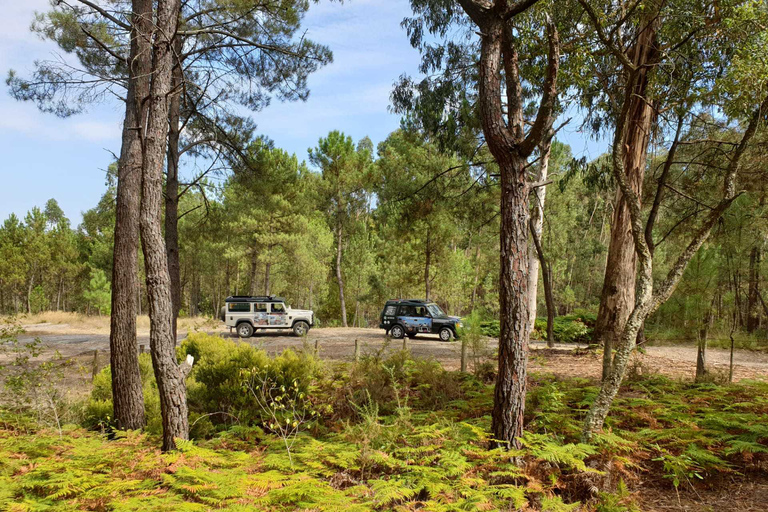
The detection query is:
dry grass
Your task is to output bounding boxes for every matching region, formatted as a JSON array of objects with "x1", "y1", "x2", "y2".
[{"x1": 4, "y1": 311, "x2": 218, "y2": 335}]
